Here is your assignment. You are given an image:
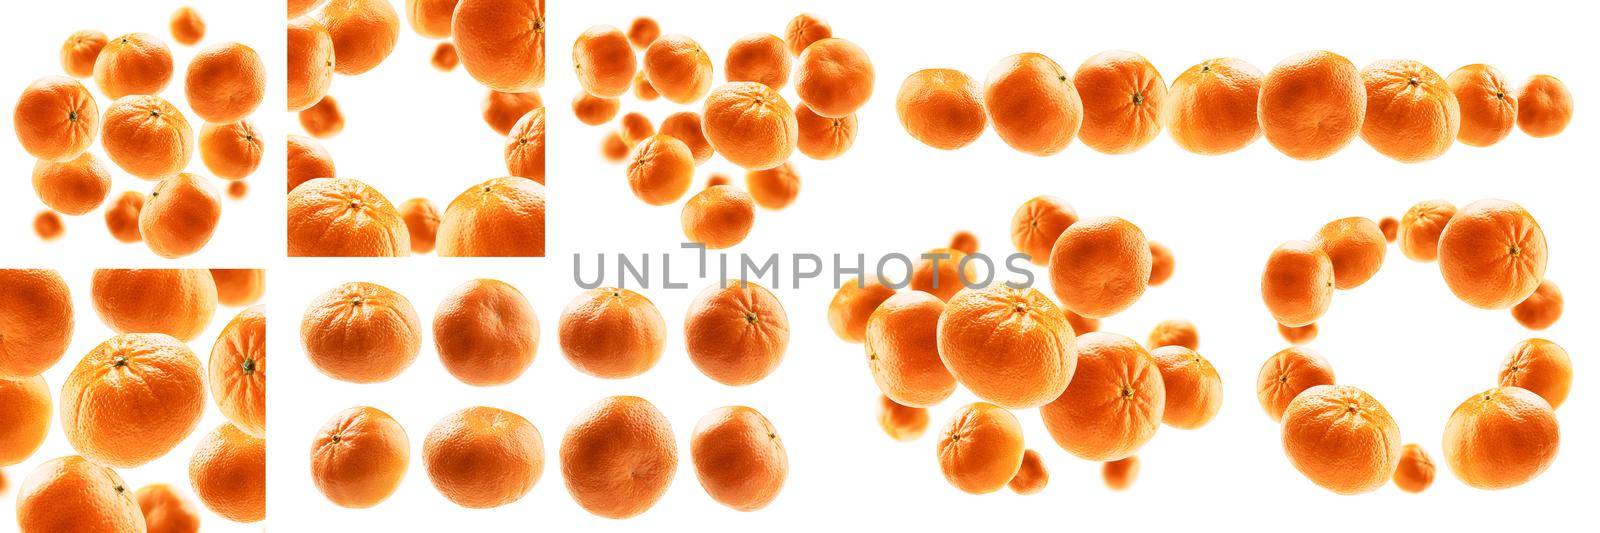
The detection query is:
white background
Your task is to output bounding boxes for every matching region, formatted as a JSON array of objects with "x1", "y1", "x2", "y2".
[
  {"x1": 5, "y1": 0, "x2": 1597, "y2": 531},
  {"x1": 0, "y1": 267, "x2": 262, "y2": 533},
  {"x1": 0, "y1": 0, "x2": 281, "y2": 266}
]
